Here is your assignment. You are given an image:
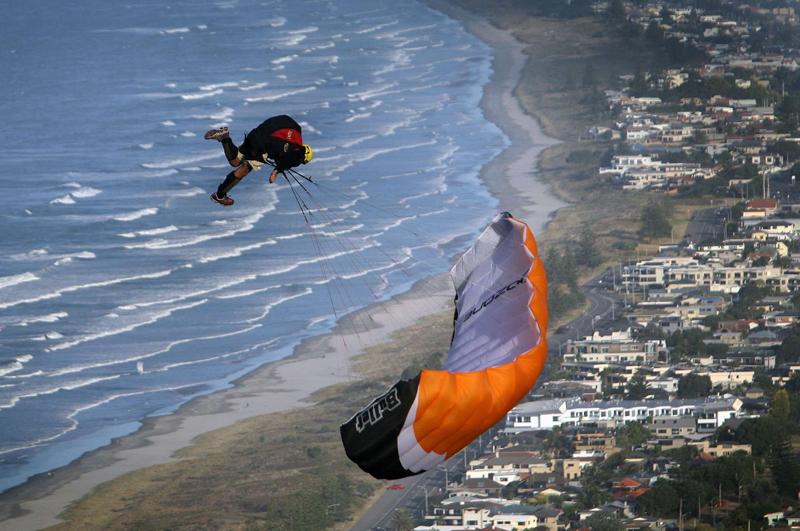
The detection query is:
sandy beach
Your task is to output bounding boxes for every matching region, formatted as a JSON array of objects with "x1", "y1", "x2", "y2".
[
  {"x1": 0, "y1": 2, "x2": 566, "y2": 529},
  {"x1": 426, "y1": 0, "x2": 567, "y2": 234}
]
